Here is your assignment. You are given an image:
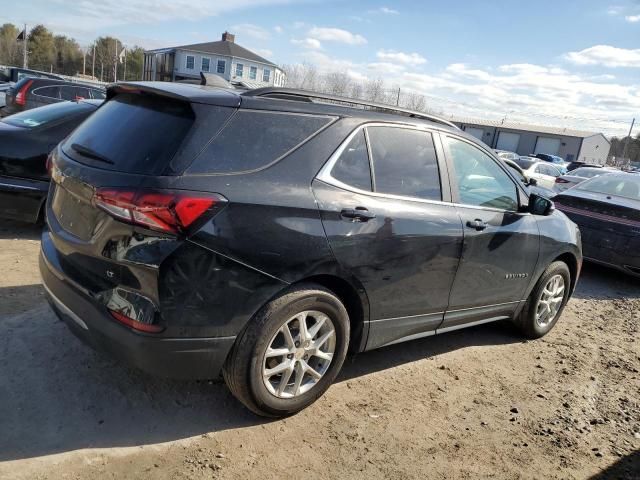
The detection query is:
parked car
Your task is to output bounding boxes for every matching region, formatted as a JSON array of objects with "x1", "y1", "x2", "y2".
[
  {"x1": 554, "y1": 173, "x2": 640, "y2": 277},
  {"x1": 494, "y1": 149, "x2": 520, "y2": 161},
  {"x1": 40, "y1": 84, "x2": 582, "y2": 417},
  {"x1": 0, "y1": 66, "x2": 64, "y2": 110},
  {"x1": 2, "y1": 77, "x2": 105, "y2": 116},
  {"x1": 566, "y1": 161, "x2": 604, "y2": 172},
  {"x1": 514, "y1": 156, "x2": 563, "y2": 189},
  {"x1": 501, "y1": 158, "x2": 556, "y2": 199},
  {"x1": 535, "y1": 153, "x2": 568, "y2": 173},
  {"x1": 0, "y1": 100, "x2": 102, "y2": 222},
  {"x1": 554, "y1": 167, "x2": 618, "y2": 192},
  {"x1": 0, "y1": 65, "x2": 64, "y2": 84}
]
